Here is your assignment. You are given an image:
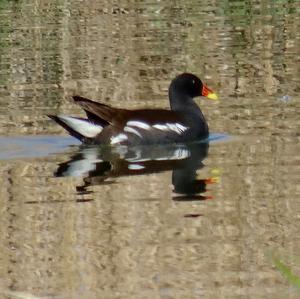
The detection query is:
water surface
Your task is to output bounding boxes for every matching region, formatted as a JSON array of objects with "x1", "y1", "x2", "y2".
[{"x1": 0, "y1": 0, "x2": 299, "y2": 298}]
